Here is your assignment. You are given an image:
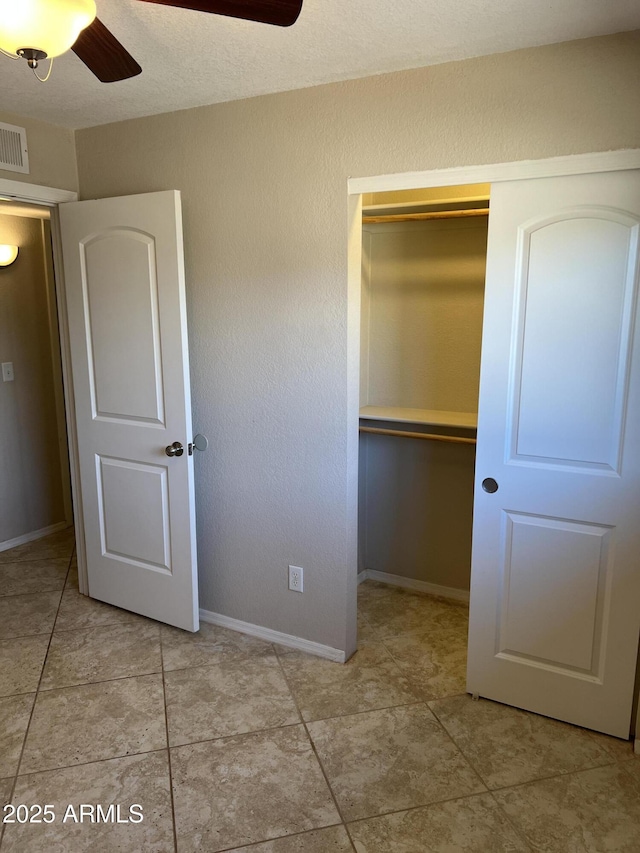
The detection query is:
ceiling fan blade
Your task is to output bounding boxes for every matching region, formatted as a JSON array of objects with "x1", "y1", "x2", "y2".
[
  {"x1": 72, "y1": 19, "x2": 142, "y2": 83},
  {"x1": 136, "y1": 0, "x2": 303, "y2": 27}
]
